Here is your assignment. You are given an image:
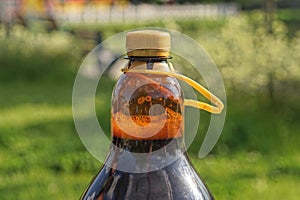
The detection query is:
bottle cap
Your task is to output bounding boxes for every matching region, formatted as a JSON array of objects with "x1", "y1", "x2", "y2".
[{"x1": 126, "y1": 30, "x2": 170, "y2": 57}]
